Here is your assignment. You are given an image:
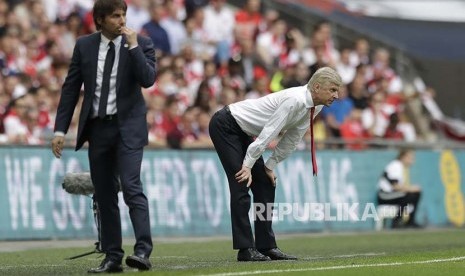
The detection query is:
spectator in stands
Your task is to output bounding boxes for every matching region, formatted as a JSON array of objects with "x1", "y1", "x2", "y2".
[
  {"x1": 321, "y1": 85, "x2": 354, "y2": 138},
  {"x1": 377, "y1": 149, "x2": 423, "y2": 229},
  {"x1": 347, "y1": 73, "x2": 369, "y2": 109},
  {"x1": 362, "y1": 91, "x2": 396, "y2": 138},
  {"x1": 203, "y1": 0, "x2": 235, "y2": 67},
  {"x1": 336, "y1": 47, "x2": 356, "y2": 85},
  {"x1": 340, "y1": 108, "x2": 369, "y2": 150},
  {"x1": 234, "y1": 0, "x2": 262, "y2": 42},
  {"x1": 181, "y1": 16, "x2": 210, "y2": 60},
  {"x1": 312, "y1": 21, "x2": 339, "y2": 66},
  {"x1": 209, "y1": 67, "x2": 342, "y2": 262},
  {"x1": 126, "y1": 0, "x2": 150, "y2": 32},
  {"x1": 367, "y1": 47, "x2": 402, "y2": 94},
  {"x1": 185, "y1": 0, "x2": 208, "y2": 19},
  {"x1": 349, "y1": 38, "x2": 370, "y2": 66},
  {"x1": 245, "y1": 75, "x2": 269, "y2": 99},
  {"x1": 3, "y1": 92, "x2": 34, "y2": 144},
  {"x1": 231, "y1": 38, "x2": 262, "y2": 89},
  {"x1": 161, "y1": 0, "x2": 187, "y2": 55},
  {"x1": 308, "y1": 45, "x2": 330, "y2": 79},
  {"x1": 383, "y1": 112, "x2": 404, "y2": 141},
  {"x1": 256, "y1": 19, "x2": 287, "y2": 70},
  {"x1": 141, "y1": 2, "x2": 171, "y2": 56}
]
